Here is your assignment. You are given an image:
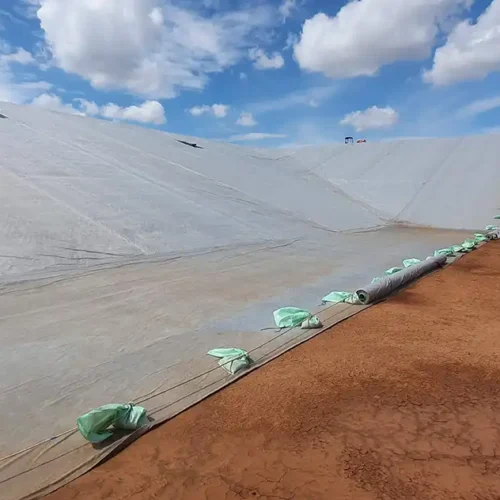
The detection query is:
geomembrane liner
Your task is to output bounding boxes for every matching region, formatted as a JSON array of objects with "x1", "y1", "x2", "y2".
[{"x1": 0, "y1": 102, "x2": 498, "y2": 499}]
